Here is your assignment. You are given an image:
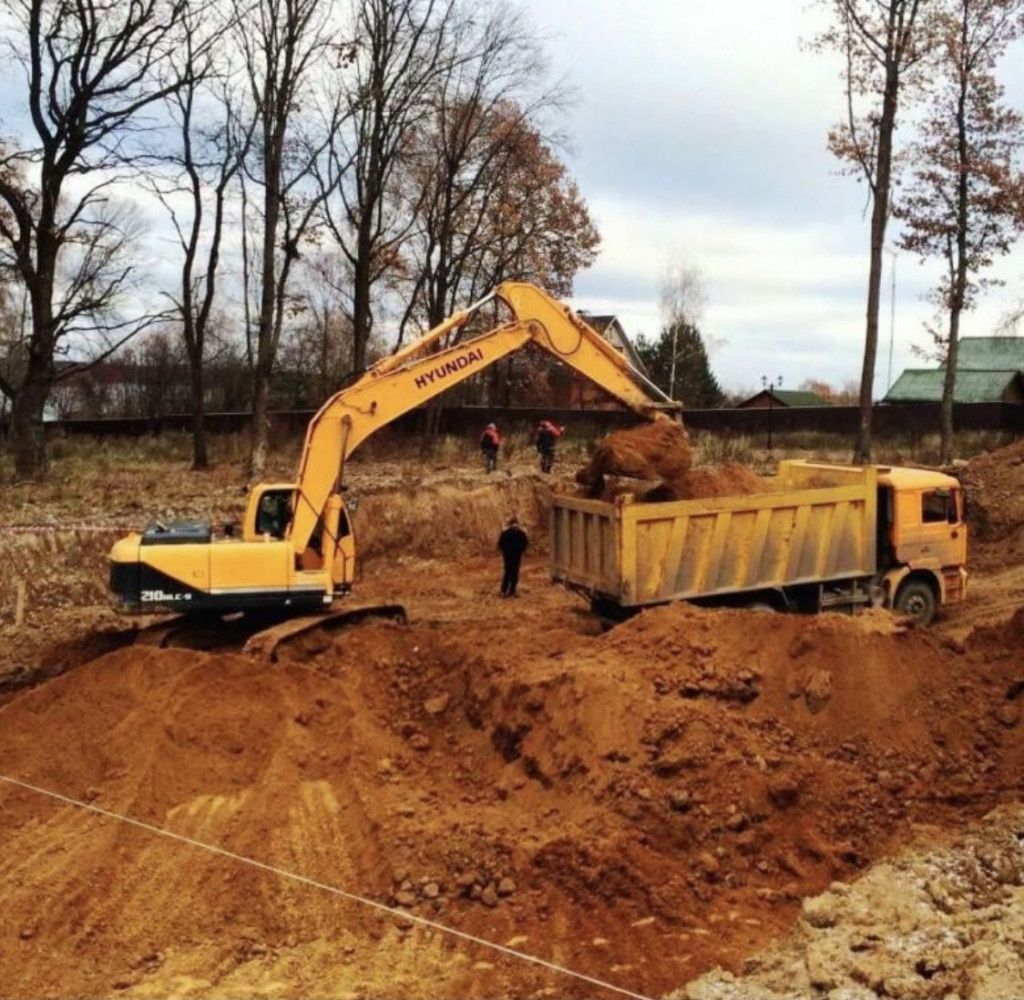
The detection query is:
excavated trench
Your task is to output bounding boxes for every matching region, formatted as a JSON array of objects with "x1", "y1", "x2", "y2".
[{"x1": 0, "y1": 454, "x2": 1022, "y2": 998}]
